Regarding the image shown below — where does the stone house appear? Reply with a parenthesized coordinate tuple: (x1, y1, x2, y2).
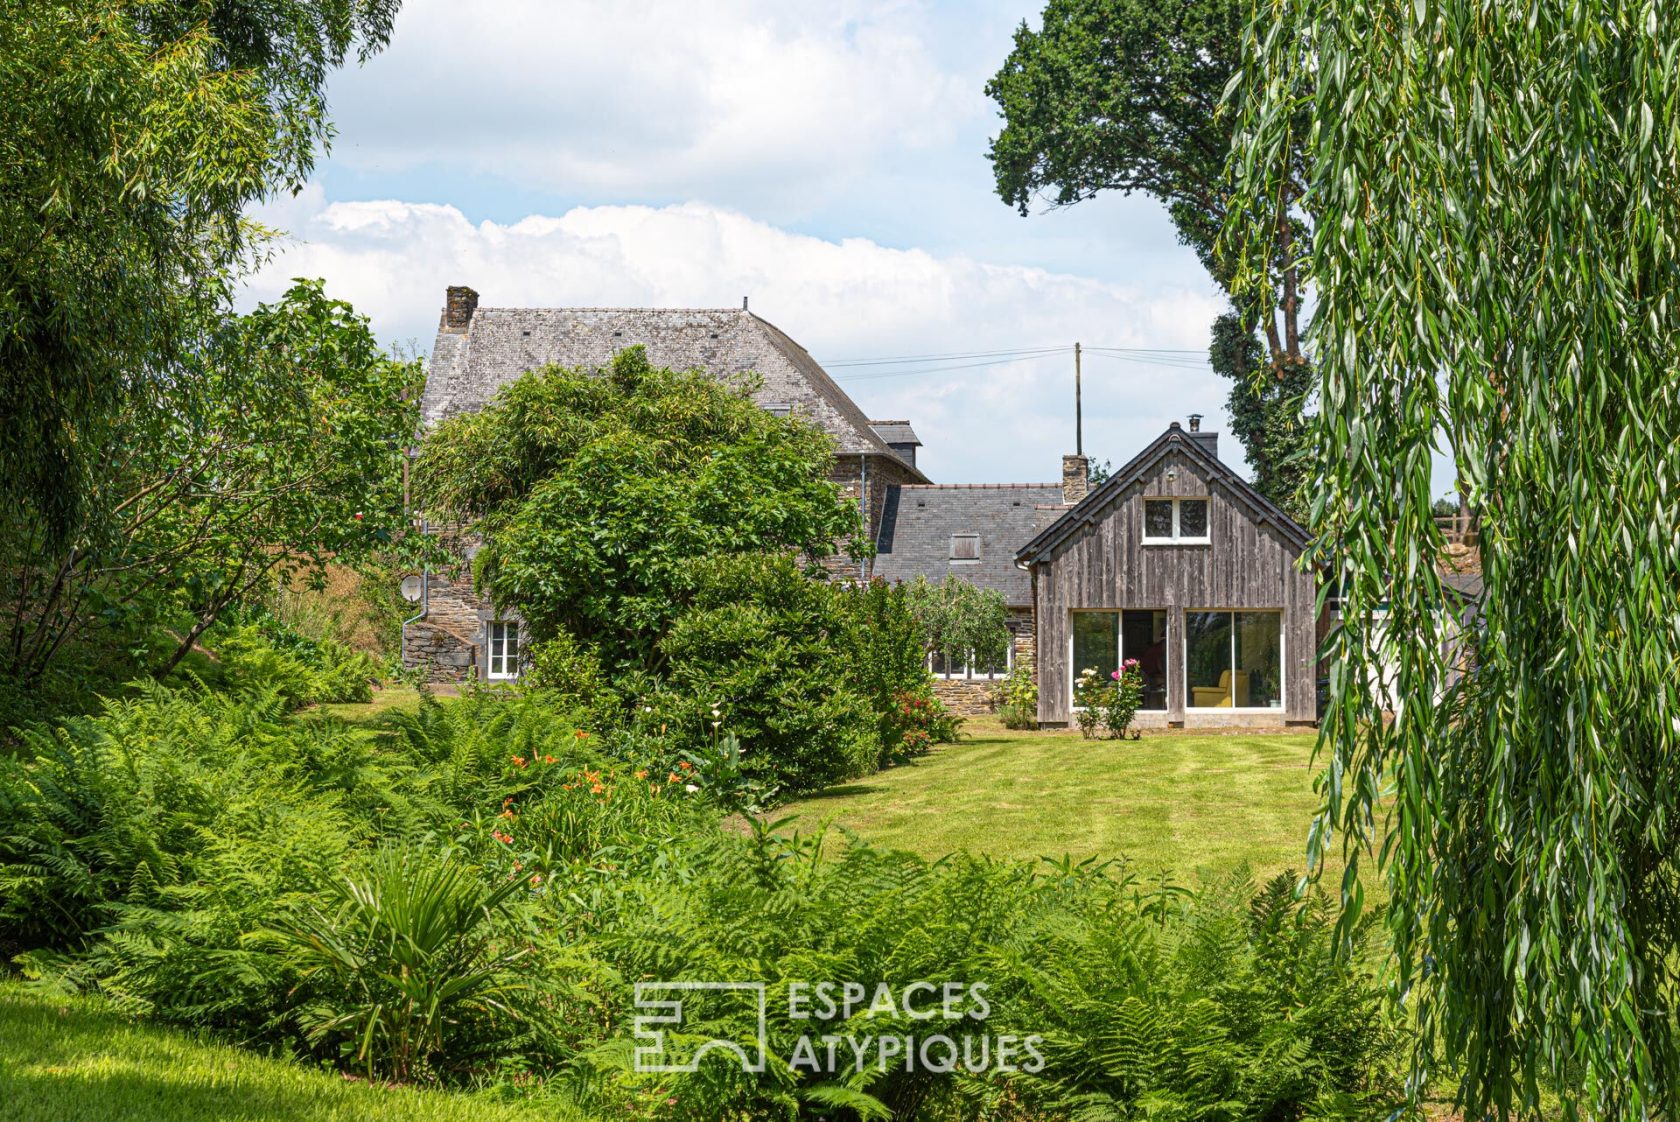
(403, 287, 927, 682)
(871, 470, 1087, 712)
(1015, 421, 1319, 728)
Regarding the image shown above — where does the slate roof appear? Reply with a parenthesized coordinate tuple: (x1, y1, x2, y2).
(869, 421, 921, 447)
(874, 483, 1069, 607)
(422, 303, 927, 480)
(1016, 423, 1310, 566)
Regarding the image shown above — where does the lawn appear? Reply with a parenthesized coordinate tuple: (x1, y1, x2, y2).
(0, 985, 568, 1122)
(314, 684, 429, 725)
(784, 717, 1330, 882)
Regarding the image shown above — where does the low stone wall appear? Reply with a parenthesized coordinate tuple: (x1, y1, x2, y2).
(932, 676, 998, 715)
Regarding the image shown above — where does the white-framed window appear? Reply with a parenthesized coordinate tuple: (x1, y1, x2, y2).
(1184, 610, 1283, 710)
(950, 533, 981, 562)
(1069, 609, 1169, 711)
(1142, 497, 1210, 543)
(486, 620, 521, 680)
(765, 402, 793, 418)
(928, 643, 1011, 679)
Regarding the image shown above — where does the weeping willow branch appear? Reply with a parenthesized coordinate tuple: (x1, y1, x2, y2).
(1224, 1, 1680, 1117)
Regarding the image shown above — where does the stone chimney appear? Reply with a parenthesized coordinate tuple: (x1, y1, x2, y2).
(1062, 453, 1090, 505)
(441, 285, 479, 333)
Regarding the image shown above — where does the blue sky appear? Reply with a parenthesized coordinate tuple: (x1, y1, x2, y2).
(246, 0, 1246, 484)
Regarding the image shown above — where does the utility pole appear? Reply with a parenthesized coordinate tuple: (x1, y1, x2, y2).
(1074, 342, 1083, 455)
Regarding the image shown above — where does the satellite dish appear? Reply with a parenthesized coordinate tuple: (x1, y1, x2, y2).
(400, 574, 424, 603)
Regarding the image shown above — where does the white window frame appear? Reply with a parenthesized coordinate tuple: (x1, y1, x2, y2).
(1142, 497, 1211, 544)
(928, 642, 1012, 680)
(1067, 608, 1170, 712)
(949, 533, 981, 564)
(486, 619, 521, 680)
(1183, 608, 1285, 712)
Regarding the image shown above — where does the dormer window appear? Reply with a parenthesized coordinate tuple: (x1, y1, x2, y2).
(765, 402, 792, 418)
(950, 533, 980, 562)
(1143, 498, 1210, 543)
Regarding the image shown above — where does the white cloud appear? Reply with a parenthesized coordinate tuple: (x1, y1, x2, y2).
(324, 0, 975, 215)
(246, 193, 1228, 483)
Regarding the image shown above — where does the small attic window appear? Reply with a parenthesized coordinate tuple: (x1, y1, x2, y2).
(521, 330, 531, 336)
(612, 330, 623, 337)
(950, 534, 981, 563)
(764, 403, 793, 418)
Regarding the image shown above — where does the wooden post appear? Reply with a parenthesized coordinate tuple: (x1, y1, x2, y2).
(1074, 342, 1083, 455)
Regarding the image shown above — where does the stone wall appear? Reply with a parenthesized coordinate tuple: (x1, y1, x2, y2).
(400, 528, 498, 683)
(825, 452, 927, 580)
(929, 607, 1036, 716)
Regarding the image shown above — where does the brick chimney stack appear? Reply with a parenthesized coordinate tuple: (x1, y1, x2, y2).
(1062, 453, 1090, 505)
(441, 286, 479, 333)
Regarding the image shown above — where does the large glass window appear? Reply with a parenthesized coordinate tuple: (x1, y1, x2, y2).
(1071, 610, 1168, 710)
(1234, 612, 1283, 708)
(1071, 612, 1118, 685)
(1120, 610, 1170, 711)
(1185, 610, 1282, 708)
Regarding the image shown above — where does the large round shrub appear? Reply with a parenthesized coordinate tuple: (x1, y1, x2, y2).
(657, 553, 876, 797)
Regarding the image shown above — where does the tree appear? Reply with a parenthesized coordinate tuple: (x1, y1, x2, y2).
(412, 348, 865, 677)
(1, 280, 422, 684)
(904, 576, 1010, 674)
(1228, 2, 1680, 1116)
(1, 1, 398, 546)
(986, 0, 1312, 516)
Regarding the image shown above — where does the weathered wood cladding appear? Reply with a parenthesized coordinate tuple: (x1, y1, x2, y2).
(1032, 448, 1317, 725)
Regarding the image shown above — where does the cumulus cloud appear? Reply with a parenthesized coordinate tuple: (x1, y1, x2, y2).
(246, 192, 1228, 483)
(323, 0, 975, 216)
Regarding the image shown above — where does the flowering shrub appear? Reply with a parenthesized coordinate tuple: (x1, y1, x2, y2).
(994, 662, 1038, 729)
(1103, 659, 1146, 739)
(1073, 661, 1145, 739)
(1072, 667, 1110, 738)
(885, 689, 962, 765)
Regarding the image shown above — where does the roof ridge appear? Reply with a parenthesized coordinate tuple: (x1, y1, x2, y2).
(471, 306, 748, 314)
(899, 482, 1060, 490)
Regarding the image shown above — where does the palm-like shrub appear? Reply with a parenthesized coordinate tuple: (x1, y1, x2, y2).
(266, 846, 531, 1083)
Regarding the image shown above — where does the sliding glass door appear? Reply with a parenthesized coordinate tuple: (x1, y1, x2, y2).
(1185, 610, 1282, 709)
(1070, 610, 1169, 710)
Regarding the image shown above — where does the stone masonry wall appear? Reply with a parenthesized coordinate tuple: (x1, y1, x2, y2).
(824, 452, 924, 580)
(403, 566, 484, 683)
(930, 607, 1035, 716)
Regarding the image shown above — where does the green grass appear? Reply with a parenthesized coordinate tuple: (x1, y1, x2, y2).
(0, 984, 570, 1122)
(313, 684, 428, 726)
(784, 717, 1330, 882)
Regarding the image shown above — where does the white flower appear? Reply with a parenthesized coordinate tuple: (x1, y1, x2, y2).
(685, 783, 699, 793)
(710, 721, 721, 730)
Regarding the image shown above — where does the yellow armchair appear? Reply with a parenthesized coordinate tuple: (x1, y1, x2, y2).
(1190, 670, 1251, 708)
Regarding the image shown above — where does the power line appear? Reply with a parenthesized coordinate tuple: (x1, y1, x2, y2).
(1082, 350, 1213, 372)
(832, 351, 1068, 381)
(822, 345, 1067, 368)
